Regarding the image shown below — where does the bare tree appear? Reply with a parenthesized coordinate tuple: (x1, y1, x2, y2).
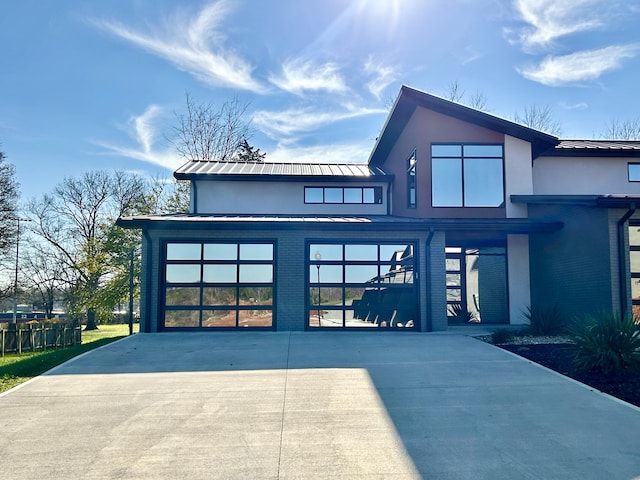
(445, 80, 465, 103)
(443, 81, 490, 112)
(172, 93, 254, 162)
(513, 105, 562, 136)
(602, 119, 640, 140)
(28, 171, 146, 329)
(0, 146, 20, 255)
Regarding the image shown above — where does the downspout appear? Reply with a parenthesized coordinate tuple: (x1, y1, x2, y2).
(425, 228, 435, 332)
(192, 180, 198, 214)
(617, 203, 636, 317)
(142, 230, 153, 333)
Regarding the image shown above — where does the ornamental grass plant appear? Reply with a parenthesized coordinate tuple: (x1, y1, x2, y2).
(570, 311, 640, 374)
(523, 304, 566, 336)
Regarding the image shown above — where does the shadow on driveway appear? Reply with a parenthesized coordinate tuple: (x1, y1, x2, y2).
(1, 332, 640, 479)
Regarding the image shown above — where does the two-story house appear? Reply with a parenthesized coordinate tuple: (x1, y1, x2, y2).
(118, 86, 640, 332)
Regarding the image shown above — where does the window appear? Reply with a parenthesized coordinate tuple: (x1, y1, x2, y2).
(164, 242, 274, 329)
(308, 242, 417, 329)
(431, 144, 504, 207)
(629, 163, 640, 182)
(304, 186, 383, 204)
(407, 149, 417, 208)
(629, 222, 640, 317)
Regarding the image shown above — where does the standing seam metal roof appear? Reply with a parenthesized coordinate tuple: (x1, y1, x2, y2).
(174, 161, 388, 178)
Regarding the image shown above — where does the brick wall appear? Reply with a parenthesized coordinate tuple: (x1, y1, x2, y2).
(141, 225, 448, 332)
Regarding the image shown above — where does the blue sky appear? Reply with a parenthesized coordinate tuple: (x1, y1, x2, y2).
(1, 0, 640, 201)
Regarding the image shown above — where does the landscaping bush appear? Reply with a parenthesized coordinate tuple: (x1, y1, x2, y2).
(491, 328, 514, 344)
(570, 311, 640, 374)
(448, 302, 475, 323)
(523, 305, 566, 335)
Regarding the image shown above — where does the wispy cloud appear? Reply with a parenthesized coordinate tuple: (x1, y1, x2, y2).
(253, 104, 386, 138)
(91, 1, 264, 93)
(559, 101, 589, 110)
(267, 142, 372, 164)
(269, 59, 348, 96)
(508, 0, 605, 53)
(93, 105, 182, 170)
(363, 57, 399, 100)
(518, 44, 640, 86)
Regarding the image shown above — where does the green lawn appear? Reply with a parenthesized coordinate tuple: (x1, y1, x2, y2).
(0, 323, 138, 394)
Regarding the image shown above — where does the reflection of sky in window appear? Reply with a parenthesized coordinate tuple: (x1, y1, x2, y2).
(629, 227, 640, 246)
(631, 251, 640, 272)
(432, 144, 462, 157)
(240, 243, 273, 260)
(239, 264, 273, 283)
(345, 244, 378, 261)
(345, 265, 378, 283)
(363, 188, 375, 204)
(167, 243, 201, 260)
(310, 244, 342, 261)
(204, 243, 237, 260)
(464, 158, 503, 206)
(432, 158, 462, 206)
(344, 188, 362, 203)
(309, 265, 342, 283)
(203, 265, 236, 283)
(463, 145, 502, 157)
(325, 188, 342, 203)
(305, 187, 323, 203)
(380, 244, 409, 262)
(166, 264, 201, 283)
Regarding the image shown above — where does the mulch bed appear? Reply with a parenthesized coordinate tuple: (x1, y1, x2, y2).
(499, 343, 640, 408)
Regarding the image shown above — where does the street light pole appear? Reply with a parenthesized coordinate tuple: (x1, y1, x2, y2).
(314, 251, 322, 327)
(12, 217, 31, 324)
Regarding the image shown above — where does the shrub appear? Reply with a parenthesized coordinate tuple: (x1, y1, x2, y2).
(491, 328, 513, 344)
(523, 305, 566, 335)
(448, 303, 475, 323)
(570, 311, 640, 374)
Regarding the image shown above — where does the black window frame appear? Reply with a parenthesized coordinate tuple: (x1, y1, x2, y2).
(628, 163, 640, 182)
(430, 143, 505, 208)
(304, 186, 383, 205)
(306, 241, 419, 331)
(162, 240, 276, 330)
(407, 149, 417, 209)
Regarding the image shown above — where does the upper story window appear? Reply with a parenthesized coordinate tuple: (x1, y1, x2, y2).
(629, 163, 640, 181)
(431, 144, 504, 207)
(305, 186, 383, 204)
(407, 149, 417, 208)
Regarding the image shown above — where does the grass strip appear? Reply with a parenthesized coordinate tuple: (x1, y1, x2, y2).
(0, 324, 136, 394)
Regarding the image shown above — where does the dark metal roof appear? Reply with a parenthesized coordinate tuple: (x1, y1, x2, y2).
(117, 213, 562, 234)
(174, 161, 391, 181)
(368, 85, 559, 166)
(512, 194, 640, 208)
(545, 140, 640, 157)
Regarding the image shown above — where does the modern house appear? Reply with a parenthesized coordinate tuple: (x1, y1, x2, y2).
(117, 85, 640, 332)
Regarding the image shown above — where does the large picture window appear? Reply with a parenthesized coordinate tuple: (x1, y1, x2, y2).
(629, 223, 640, 317)
(307, 242, 418, 329)
(431, 144, 504, 207)
(163, 242, 274, 329)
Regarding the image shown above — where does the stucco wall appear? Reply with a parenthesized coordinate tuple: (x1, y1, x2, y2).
(533, 155, 640, 195)
(384, 107, 506, 219)
(195, 180, 388, 215)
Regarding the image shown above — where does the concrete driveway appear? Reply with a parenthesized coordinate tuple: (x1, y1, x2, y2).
(1, 332, 639, 479)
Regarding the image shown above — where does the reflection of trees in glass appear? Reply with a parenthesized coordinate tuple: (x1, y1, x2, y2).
(203, 287, 235, 306)
(166, 287, 199, 306)
(239, 287, 272, 305)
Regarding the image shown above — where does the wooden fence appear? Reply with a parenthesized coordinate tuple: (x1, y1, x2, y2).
(0, 324, 82, 356)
